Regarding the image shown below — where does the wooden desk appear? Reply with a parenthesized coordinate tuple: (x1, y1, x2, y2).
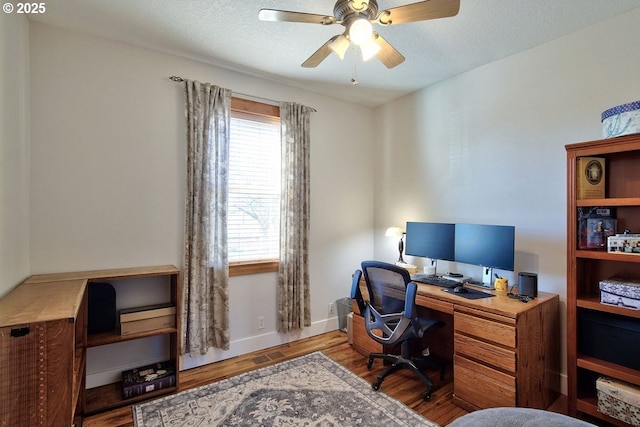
(352, 281, 560, 412)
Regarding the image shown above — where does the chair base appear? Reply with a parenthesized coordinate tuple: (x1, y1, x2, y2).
(367, 343, 445, 400)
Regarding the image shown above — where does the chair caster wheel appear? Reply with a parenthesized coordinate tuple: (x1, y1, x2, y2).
(372, 382, 381, 391)
(422, 390, 432, 401)
(367, 359, 374, 370)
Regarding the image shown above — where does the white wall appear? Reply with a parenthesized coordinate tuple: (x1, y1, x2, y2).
(373, 8, 640, 393)
(28, 22, 374, 380)
(0, 12, 30, 297)
(19, 6, 640, 390)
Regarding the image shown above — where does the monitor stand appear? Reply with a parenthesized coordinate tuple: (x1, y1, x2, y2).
(481, 266, 495, 289)
(420, 259, 437, 276)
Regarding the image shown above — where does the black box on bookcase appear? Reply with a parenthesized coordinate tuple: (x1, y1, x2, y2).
(579, 310, 640, 371)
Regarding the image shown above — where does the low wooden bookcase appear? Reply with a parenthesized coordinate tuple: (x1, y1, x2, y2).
(0, 265, 181, 426)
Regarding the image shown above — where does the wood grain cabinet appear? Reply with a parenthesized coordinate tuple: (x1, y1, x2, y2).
(452, 300, 559, 411)
(566, 134, 640, 426)
(0, 279, 87, 427)
(0, 265, 180, 426)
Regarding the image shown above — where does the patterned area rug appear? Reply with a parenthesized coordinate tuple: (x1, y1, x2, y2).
(133, 351, 440, 427)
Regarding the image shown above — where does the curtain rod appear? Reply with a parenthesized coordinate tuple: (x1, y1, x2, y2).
(169, 76, 316, 112)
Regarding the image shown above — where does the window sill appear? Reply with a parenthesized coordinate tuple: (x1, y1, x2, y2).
(229, 260, 279, 276)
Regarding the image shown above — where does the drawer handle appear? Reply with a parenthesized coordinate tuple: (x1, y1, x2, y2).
(10, 327, 30, 337)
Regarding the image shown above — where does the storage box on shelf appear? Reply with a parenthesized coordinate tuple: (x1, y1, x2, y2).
(600, 277, 640, 310)
(120, 303, 177, 336)
(602, 100, 640, 139)
(579, 310, 640, 370)
(567, 133, 640, 427)
(597, 377, 640, 426)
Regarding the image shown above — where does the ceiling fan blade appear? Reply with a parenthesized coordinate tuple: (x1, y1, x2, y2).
(375, 0, 460, 26)
(259, 9, 336, 25)
(373, 33, 405, 68)
(301, 36, 338, 68)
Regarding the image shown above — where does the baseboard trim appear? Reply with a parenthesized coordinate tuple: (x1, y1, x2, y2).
(181, 318, 339, 371)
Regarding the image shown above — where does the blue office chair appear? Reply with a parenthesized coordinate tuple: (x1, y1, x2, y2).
(351, 260, 445, 400)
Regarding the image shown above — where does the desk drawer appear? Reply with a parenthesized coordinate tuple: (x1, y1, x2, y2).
(455, 333, 516, 373)
(455, 310, 516, 348)
(454, 355, 516, 408)
(416, 294, 453, 314)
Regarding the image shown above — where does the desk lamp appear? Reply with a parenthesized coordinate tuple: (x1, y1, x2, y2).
(385, 227, 406, 264)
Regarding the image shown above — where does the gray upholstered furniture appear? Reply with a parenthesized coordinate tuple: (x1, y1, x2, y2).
(447, 407, 597, 426)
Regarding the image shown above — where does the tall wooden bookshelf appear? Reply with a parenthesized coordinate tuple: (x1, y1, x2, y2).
(566, 134, 640, 426)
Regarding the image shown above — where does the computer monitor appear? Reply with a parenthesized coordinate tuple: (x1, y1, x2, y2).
(405, 222, 455, 273)
(454, 223, 515, 286)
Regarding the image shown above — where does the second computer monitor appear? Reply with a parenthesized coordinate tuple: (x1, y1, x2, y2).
(405, 222, 456, 262)
(454, 223, 515, 273)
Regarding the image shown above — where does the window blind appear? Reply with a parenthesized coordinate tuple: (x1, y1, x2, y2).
(228, 112, 281, 262)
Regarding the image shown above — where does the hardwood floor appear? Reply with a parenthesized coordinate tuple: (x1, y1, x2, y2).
(83, 330, 569, 427)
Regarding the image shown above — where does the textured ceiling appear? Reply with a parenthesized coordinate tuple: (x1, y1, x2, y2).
(29, 0, 640, 107)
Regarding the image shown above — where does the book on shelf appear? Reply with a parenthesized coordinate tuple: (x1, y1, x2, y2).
(122, 361, 176, 399)
(576, 156, 605, 199)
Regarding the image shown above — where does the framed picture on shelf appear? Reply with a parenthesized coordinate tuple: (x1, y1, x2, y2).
(578, 207, 616, 249)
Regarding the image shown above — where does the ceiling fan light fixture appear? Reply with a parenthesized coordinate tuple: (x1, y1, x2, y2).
(348, 18, 373, 46)
(328, 34, 350, 60)
(360, 38, 381, 61)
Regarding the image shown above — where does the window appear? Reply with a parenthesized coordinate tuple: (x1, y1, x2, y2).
(228, 98, 281, 275)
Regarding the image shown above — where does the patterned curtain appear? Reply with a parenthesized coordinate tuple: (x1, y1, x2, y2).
(181, 80, 231, 355)
(278, 102, 314, 332)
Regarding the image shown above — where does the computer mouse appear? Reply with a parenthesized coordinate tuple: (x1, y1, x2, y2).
(453, 286, 468, 294)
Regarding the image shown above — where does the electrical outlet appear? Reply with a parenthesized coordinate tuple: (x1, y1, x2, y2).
(328, 303, 334, 314)
(257, 316, 265, 330)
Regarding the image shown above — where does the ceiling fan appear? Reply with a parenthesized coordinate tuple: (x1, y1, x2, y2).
(258, 0, 460, 69)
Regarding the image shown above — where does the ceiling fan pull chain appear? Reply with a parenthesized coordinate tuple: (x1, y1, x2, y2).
(351, 46, 359, 85)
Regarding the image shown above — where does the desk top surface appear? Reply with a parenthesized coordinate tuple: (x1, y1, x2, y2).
(358, 278, 558, 319)
(0, 279, 87, 326)
(413, 282, 558, 318)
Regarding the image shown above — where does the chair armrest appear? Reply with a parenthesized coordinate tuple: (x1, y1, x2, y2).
(405, 281, 418, 319)
(350, 270, 366, 314)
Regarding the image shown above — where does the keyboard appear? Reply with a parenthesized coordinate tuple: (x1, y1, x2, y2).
(411, 274, 460, 289)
